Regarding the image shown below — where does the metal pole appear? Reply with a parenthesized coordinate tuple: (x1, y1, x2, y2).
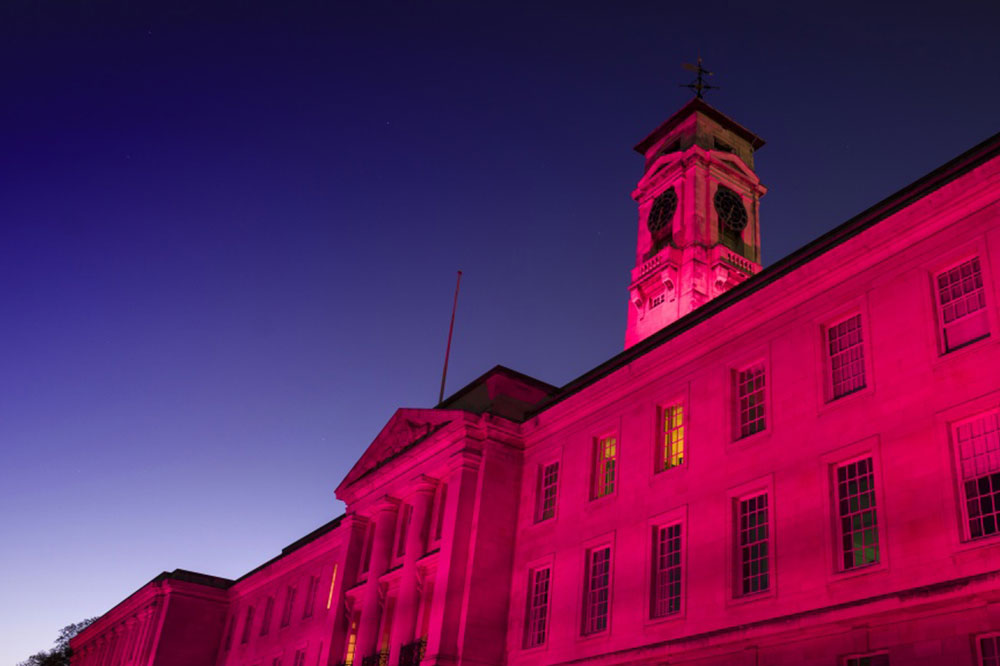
(438, 270, 462, 405)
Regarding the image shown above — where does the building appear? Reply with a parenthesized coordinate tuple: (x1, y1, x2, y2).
(71, 98, 1000, 666)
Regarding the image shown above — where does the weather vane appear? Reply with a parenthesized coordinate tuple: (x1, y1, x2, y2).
(680, 57, 718, 99)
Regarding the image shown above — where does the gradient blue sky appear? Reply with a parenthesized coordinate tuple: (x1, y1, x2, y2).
(2, 1, 999, 662)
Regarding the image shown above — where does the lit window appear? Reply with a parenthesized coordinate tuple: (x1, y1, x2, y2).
(651, 523, 682, 618)
(737, 493, 769, 596)
(828, 314, 865, 399)
(343, 619, 358, 665)
(582, 546, 611, 634)
(241, 605, 254, 644)
(281, 585, 296, 627)
(260, 596, 274, 636)
(937, 257, 989, 352)
(535, 462, 559, 522)
(293, 649, 306, 666)
(955, 412, 1000, 539)
(980, 634, 1000, 665)
(524, 567, 551, 648)
(736, 363, 766, 438)
(836, 457, 879, 569)
(658, 404, 684, 471)
(326, 564, 339, 611)
(592, 436, 617, 499)
(845, 654, 888, 666)
(303, 575, 319, 619)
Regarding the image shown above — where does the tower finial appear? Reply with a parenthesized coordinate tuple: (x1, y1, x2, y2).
(680, 57, 719, 99)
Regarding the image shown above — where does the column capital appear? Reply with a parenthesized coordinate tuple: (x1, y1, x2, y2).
(372, 495, 402, 514)
(408, 474, 439, 495)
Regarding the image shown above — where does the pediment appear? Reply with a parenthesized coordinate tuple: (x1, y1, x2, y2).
(337, 408, 455, 493)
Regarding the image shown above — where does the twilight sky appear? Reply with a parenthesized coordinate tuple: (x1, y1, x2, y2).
(2, 1, 999, 662)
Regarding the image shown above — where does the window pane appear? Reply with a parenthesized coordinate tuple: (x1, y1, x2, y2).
(737, 364, 766, 437)
(738, 493, 769, 595)
(652, 523, 682, 617)
(829, 314, 866, 398)
(957, 413, 1000, 540)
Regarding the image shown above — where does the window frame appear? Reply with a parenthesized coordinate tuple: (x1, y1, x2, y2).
(590, 432, 619, 501)
(578, 533, 615, 638)
(976, 632, 1000, 666)
(260, 595, 274, 636)
(654, 394, 688, 474)
(534, 460, 561, 523)
(522, 558, 554, 651)
(725, 475, 776, 605)
(952, 409, 1000, 543)
(820, 437, 889, 580)
(280, 584, 297, 628)
(729, 355, 771, 443)
(645, 505, 687, 625)
(925, 239, 997, 360)
(934, 255, 991, 354)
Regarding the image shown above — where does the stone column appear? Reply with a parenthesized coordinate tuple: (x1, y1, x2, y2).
(388, 477, 437, 661)
(424, 450, 481, 663)
(355, 496, 400, 659)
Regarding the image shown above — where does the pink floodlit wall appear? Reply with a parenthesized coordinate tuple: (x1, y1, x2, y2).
(509, 155, 1000, 663)
(217, 521, 345, 666)
(72, 120, 1000, 666)
(71, 573, 228, 666)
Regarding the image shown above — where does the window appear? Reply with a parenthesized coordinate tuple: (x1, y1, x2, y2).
(955, 412, 1000, 539)
(582, 546, 611, 634)
(303, 575, 319, 619)
(271, 658, 282, 666)
(326, 564, 339, 611)
(293, 649, 306, 666)
(432, 484, 448, 543)
(736, 363, 766, 438)
(937, 256, 989, 352)
(524, 567, 551, 648)
(241, 605, 254, 644)
(836, 457, 879, 569)
(260, 596, 274, 636)
(845, 654, 888, 666)
(736, 493, 769, 596)
(592, 436, 617, 499)
(535, 462, 559, 522)
(395, 504, 412, 558)
(224, 615, 235, 650)
(343, 619, 358, 666)
(828, 314, 866, 399)
(657, 404, 685, 471)
(281, 586, 297, 627)
(360, 523, 375, 575)
(651, 523, 682, 618)
(979, 634, 1000, 665)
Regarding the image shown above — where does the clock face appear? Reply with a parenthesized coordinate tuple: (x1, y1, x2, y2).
(647, 187, 677, 235)
(714, 186, 748, 232)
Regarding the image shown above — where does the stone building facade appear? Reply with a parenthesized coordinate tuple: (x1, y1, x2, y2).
(72, 99, 1000, 666)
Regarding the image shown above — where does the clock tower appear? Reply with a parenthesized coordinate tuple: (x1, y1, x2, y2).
(625, 97, 767, 348)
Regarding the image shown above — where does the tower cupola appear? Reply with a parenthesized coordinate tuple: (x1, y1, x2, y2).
(625, 98, 767, 348)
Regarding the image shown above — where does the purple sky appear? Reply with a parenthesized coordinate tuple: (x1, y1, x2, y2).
(2, 2, 999, 662)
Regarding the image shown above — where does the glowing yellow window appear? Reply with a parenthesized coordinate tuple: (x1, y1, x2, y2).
(592, 436, 617, 498)
(661, 404, 684, 471)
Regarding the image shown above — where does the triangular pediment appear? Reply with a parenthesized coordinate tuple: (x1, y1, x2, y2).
(336, 408, 456, 494)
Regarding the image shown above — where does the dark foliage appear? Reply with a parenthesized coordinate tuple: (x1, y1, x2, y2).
(18, 618, 97, 666)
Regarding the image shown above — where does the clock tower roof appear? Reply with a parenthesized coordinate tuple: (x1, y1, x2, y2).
(634, 97, 766, 157)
